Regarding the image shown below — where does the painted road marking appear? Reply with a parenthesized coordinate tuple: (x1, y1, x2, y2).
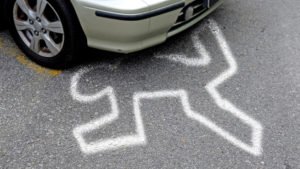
(71, 19, 263, 156)
(16, 55, 62, 77)
(0, 35, 62, 77)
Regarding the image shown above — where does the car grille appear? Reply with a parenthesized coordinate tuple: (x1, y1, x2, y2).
(169, 0, 218, 32)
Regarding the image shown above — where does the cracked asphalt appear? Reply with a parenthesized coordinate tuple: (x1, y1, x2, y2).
(0, 0, 300, 168)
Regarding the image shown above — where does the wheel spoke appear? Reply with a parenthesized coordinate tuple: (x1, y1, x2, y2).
(45, 21, 64, 34)
(36, 0, 47, 17)
(16, 0, 32, 17)
(14, 19, 33, 31)
(42, 34, 60, 54)
(30, 36, 41, 53)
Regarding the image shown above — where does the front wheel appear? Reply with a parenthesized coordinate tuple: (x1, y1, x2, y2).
(7, 0, 86, 68)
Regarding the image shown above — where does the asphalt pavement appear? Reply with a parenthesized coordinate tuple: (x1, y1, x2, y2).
(0, 0, 299, 168)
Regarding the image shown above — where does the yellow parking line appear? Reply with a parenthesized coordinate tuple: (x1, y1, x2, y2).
(0, 35, 62, 77)
(16, 55, 62, 77)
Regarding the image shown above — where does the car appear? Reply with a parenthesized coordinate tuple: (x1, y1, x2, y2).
(0, 0, 223, 68)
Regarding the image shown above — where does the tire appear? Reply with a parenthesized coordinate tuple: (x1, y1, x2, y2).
(6, 0, 86, 69)
(0, 2, 6, 30)
(0, 16, 5, 30)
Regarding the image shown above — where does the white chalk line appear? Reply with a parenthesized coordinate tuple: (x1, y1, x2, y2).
(203, 19, 263, 156)
(71, 68, 147, 154)
(71, 19, 263, 156)
(155, 31, 211, 67)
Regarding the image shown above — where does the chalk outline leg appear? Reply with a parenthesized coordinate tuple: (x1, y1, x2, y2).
(202, 20, 263, 156)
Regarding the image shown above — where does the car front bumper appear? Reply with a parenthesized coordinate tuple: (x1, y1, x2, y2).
(71, 0, 223, 53)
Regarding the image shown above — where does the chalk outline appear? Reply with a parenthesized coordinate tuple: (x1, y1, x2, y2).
(71, 19, 263, 156)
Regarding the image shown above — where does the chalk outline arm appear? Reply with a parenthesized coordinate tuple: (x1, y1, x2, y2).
(71, 68, 147, 154)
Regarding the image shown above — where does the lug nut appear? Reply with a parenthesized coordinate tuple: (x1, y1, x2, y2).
(41, 28, 47, 33)
(34, 31, 39, 36)
(29, 19, 34, 25)
(36, 17, 41, 22)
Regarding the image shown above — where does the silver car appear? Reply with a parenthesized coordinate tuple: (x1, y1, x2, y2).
(0, 0, 223, 68)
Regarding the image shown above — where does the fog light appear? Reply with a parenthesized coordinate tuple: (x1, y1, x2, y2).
(184, 6, 194, 21)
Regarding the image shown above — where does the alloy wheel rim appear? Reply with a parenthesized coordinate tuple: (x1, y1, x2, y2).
(13, 0, 65, 58)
